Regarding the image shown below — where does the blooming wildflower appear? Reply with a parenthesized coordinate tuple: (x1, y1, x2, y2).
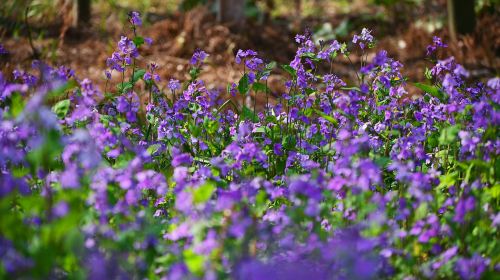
(455, 255, 490, 280)
(352, 28, 374, 49)
(145, 37, 153, 46)
(168, 79, 181, 91)
(426, 36, 447, 56)
(235, 49, 258, 64)
(128, 11, 142, 27)
(0, 44, 8, 55)
(190, 49, 208, 65)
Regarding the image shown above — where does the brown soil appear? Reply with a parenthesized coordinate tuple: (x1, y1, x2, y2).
(1, 5, 498, 100)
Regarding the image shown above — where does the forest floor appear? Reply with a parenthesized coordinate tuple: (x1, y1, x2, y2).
(1, 5, 498, 101)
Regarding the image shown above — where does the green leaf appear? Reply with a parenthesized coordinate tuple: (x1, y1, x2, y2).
(217, 99, 240, 114)
(9, 92, 25, 118)
(489, 184, 500, 199)
(183, 249, 205, 276)
(132, 69, 146, 83)
(204, 118, 219, 134)
(414, 82, 447, 102)
(438, 172, 458, 190)
(282, 135, 297, 151)
(257, 61, 276, 80)
(414, 202, 428, 220)
(439, 125, 460, 145)
(314, 109, 338, 127)
(133, 36, 145, 47)
(252, 82, 268, 93)
(374, 156, 391, 169)
(147, 144, 161, 156)
(26, 129, 63, 172)
(281, 65, 297, 78)
(340, 86, 361, 92)
(113, 152, 135, 168)
(46, 80, 77, 100)
(253, 126, 270, 134)
(189, 67, 201, 80)
(265, 61, 277, 71)
(52, 99, 70, 118)
(238, 74, 250, 95)
(424, 67, 432, 80)
(192, 181, 216, 204)
(300, 52, 320, 61)
(242, 105, 258, 122)
(117, 82, 133, 93)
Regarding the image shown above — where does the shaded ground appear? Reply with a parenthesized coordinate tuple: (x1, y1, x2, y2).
(1, 5, 498, 99)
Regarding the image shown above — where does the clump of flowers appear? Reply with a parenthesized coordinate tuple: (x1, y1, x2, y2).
(0, 12, 499, 280)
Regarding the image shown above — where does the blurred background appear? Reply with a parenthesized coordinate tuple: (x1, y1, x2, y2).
(0, 0, 498, 91)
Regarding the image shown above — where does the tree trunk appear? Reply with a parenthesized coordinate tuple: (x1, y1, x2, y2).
(74, 0, 91, 27)
(447, 0, 476, 41)
(218, 0, 245, 28)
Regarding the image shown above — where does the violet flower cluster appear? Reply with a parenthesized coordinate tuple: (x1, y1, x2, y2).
(0, 12, 499, 280)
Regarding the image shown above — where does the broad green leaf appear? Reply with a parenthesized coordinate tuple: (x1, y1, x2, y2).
(414, 82, 447, 102)
(257, 61, 276, 80)
(133, 36, 145, 47)
(189, 67, 201, 80)
(300, 52, 320, 61)
(147, 144, 161, 156)
(183, 249, 205, 276)
(52, 99, 70, 118)
(193, 181, 216, 204)
(242, 105, 258, 122)
(314, 109, 338, 127)
(46, 80, 77, 100)
(117, 82, 133, 93)
(374, 156, 391, 169)
(439, 125, 460, 145)
(26, 129, 63, 172)
(9, 92, 25, 118)
(113, 152, 135, 168)
(252, 82, 268, 93)
(489, 184, 500, 199)
(238, 74, 250, 95)
(438, 172, 458, 190)
(414, 203, 428, 220)
(281, 65, 297, 78)
(282, 135, 297, 151)
(253, 126, 270, 134)
(132, 69, 146, 83)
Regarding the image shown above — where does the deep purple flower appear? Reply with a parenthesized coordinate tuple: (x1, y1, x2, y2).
(190, 49, 208, 65)
(426, 36, 447, 56)
(129, 11, 142, 27)
(0, 44, 8, 55)
(455, 254, 489, 280)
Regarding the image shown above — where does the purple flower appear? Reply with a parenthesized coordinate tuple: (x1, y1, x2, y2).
(455, 254, 489, 280)
(168, 79, 181, 91)
(0, 44, 8, 55)
(53, 201, 70, 218)
(145, 37, 153, 46)
(129, 11, 142, 27)
(352, 28, 374, 49)
(426, 36, 447, 56)
(190, 49, 208, 65)
(115, 91, 140, 122)
(235, 49, 258, 64)
(453, 196, 475, 223)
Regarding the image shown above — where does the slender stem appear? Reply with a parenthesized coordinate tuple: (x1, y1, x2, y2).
(265, 79, 269, 118)
(346, 55, 362, 86)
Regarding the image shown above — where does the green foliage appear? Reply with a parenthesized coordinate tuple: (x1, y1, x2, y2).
(52, 99, 70, 118)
